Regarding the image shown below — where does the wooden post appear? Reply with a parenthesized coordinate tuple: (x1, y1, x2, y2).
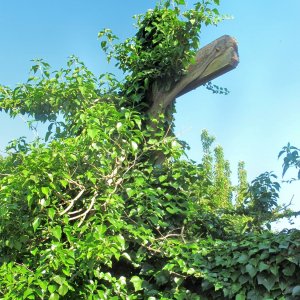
(147, 35, 239, 118)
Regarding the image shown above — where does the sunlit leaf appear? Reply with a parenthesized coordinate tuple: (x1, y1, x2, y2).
(130, 276, 143, 292)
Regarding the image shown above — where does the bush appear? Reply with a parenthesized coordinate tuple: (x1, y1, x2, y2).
(0, 1, 299, 298)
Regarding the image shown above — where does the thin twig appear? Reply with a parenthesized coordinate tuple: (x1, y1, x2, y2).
(142, 244, 163, 254)
(155, 233, 182, 240)
(15, 262, 34, 273)
(181, 226, 186, 243)
(68, 179, 85, 189)
(69, 192, 98, 226)
(170, 271, 186, 279)
(68, 209, 83, 215)
(60, 188, 85, 216)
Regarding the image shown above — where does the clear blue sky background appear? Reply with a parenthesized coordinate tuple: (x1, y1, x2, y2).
(1, 1, 299, 229)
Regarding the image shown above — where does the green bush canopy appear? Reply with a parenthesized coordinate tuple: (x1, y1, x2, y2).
(0, 1, 300, 299)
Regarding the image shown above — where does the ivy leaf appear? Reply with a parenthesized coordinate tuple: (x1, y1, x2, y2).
(155, 270, 170, 286)
(159, 175, 167, 182)
(49, 293, 59, 300)
(258, 262, 269, 272)
(130, 276, 143, 292)
(282, 264, 296, 276)
(48, 285, 56, 293)
(235, 294, 246, 300)
(257, 274, 276, 292)
(245, 264, 257, 278)
(292, 286, 300, 296)
(237, 254, 249, 264)
(122, 252, 131, 261)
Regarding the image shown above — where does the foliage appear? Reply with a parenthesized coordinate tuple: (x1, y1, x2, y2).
(279, 143, 300, 181)
(98, 0, 225, 110)
(242, 172, 281, 229)
(0, 0, 299, 299)
(177, 230, 300, 299)
(235, 161, 248, 207)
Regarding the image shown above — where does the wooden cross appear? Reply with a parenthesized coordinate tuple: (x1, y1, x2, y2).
(147, 35, 239, 118)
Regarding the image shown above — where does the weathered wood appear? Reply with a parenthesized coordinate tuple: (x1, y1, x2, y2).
(147, 35, 239, 117)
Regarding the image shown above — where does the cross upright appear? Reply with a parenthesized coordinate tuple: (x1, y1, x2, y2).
(147, 35, 239, 118)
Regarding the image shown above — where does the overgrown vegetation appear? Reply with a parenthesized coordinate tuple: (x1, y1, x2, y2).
(0, 0, 299, 299)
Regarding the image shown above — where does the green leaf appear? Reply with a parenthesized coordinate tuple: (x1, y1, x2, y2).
(258, 262, 269, 272)
(159, 175, 167, 182)
(239, 275, 249, 285)
(48, 285, 57, 293)
(38, 280, 48, 291)
(279, 281, 288, 291)
(53, 275, 65, 285)
(116, 122, 123, 131)
(41, 186, 50, 197)
(237, 254, 249, 264)
(155, 270, 170, 286)
(245, 264, 257, 278)
(134, 118, 142, 129)
(257, 274, 276, 292)
(49, 293, 59, 300)
(32, 217, 40, 232)
(126, 188, 135, 198)
(235, 294, 245, 300)
(58, 284, 68, 296)
(122, 252, 131, 261)
(292, 286, 300, 296)
(60, 179, 68, 188)
(27, 194, 34, 208)
(48, 208, 56, 220)
(23, 288, 34, 298)
(87, 128, 98, 139)
(51, 226, 62, 241)
(269, 265, 279, 276)
(282, 264, 296, 276)
(131, 141, 138, 152)
(101, 41, 107, 49)
(130, 276, 143, 292)
(45, 130, 52, 142)
(166, 206, 180, 214)
(47, 173, 54, 182)
(70, 154, 77, 161)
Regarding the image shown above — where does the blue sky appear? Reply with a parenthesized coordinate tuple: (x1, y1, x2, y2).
(1, 1, 300, 229)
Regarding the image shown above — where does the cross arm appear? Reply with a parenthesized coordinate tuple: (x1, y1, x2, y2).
(147, 35, 239, 117)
